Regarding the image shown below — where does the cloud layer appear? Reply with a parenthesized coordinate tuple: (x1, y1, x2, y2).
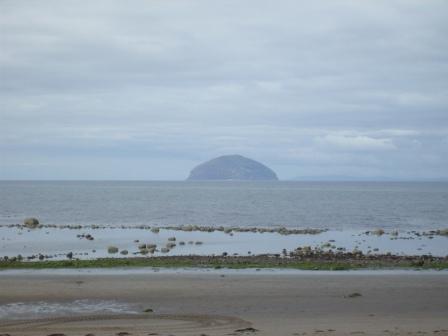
(1, 0, 447, 179)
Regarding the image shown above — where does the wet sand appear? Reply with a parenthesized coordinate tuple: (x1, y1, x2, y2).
(0, 271, 447, 336)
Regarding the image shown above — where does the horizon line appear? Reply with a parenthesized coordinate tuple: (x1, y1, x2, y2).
(0, 178, 447, 182)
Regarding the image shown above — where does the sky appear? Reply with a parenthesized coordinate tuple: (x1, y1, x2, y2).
(1, 0, 447, 180)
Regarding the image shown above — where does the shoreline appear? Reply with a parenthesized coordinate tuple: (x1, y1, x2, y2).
(2, 267, 448, 276)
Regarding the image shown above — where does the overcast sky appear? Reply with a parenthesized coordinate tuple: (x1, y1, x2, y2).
(1, 0, 447, 180)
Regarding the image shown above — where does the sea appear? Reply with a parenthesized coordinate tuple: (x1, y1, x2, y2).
(1, 181, 447, 259)
(0, 181, 447, 230)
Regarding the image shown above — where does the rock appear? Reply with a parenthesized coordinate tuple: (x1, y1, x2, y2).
(107, 246, 119, 254)
(166, 242, 176, 249)
(234, 327, 259, 333)
(24, 217, 39, 229)
(372, 229, 385, 236)
(120, 250, 129, 255)
(436, 229, 448, 236)
(187, 154, 278, 181)
(346, 292, 362, 298)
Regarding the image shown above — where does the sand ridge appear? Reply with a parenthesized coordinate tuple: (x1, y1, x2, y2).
(0, 313, 252, 335)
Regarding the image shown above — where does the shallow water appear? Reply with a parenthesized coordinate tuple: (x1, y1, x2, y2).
(1, 181, 448, 230)
(1, 226, 446, 259)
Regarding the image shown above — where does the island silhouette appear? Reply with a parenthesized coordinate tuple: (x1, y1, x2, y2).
(187, 154, 278, 181)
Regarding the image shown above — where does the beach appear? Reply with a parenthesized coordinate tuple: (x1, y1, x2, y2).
(1, 270, 447, 336)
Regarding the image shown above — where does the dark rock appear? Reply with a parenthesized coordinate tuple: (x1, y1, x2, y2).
(346, 292, 362, 298)
(234, 327, 259, 333)
(107, 246, 119, 254)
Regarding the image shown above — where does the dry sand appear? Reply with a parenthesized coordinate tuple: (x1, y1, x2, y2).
(0, 270, 447, 336)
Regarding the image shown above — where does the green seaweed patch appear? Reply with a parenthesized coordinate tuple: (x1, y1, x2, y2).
(0, 256, 447, 271)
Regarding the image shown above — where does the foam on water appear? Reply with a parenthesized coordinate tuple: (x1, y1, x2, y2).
(0, 299, 139, 320)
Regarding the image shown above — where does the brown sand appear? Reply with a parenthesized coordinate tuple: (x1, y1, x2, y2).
(0, 271, 447, 336)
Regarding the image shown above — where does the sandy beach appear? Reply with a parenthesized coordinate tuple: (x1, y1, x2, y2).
(0, 270, 447, 336)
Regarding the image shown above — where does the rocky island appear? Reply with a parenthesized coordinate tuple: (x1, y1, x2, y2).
(187, 154, 278, 181)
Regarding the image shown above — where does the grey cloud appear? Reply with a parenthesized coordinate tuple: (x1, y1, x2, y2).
(1, 0, 447, 179)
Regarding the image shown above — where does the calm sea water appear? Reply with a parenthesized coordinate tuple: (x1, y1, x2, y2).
(0, 181, 447, 230)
